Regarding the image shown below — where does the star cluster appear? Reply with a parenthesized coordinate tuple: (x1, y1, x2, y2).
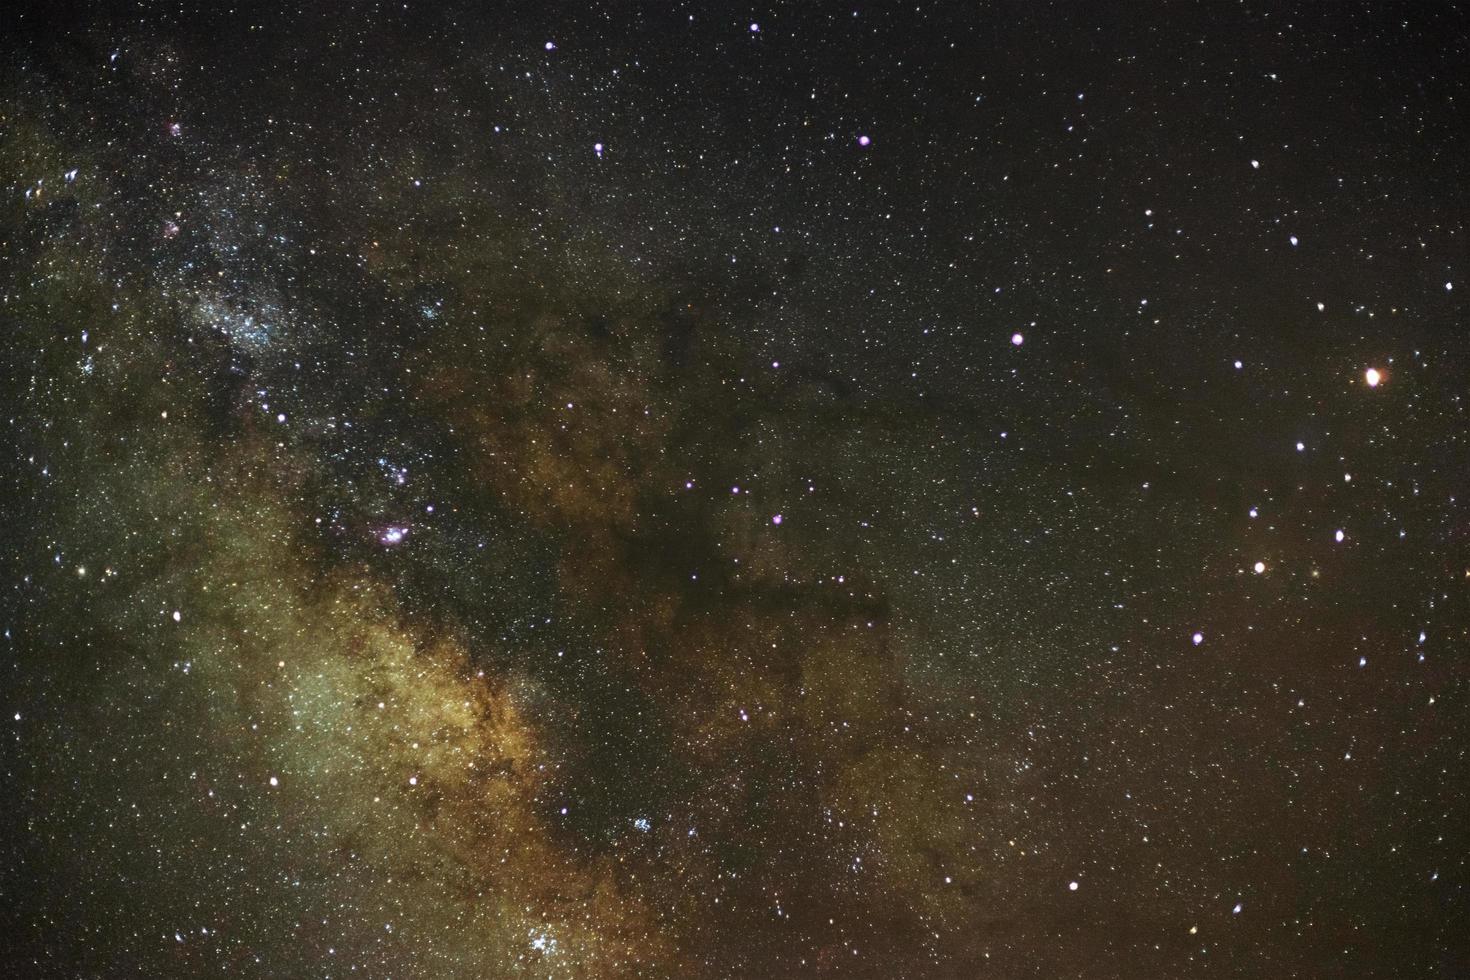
(2, 3, 1468, 977)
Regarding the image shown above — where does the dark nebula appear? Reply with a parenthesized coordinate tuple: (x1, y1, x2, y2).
(2, 3, 1468, 977)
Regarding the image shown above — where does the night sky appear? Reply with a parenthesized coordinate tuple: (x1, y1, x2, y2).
(2, 2, 1468, 977)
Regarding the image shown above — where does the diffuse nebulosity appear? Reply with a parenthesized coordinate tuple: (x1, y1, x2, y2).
(3, 4, 1470, 978)
(0, 29, 1009, 979)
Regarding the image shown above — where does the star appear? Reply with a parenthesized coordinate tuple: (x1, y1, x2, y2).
(5, 9, 1462, 977)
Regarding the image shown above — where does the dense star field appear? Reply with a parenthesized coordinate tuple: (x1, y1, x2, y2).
(2, 2, 1468, 977)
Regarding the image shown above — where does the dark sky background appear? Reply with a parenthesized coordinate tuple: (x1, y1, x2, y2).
(2, 2, 1468, 977)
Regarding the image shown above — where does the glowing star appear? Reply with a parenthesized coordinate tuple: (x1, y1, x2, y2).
(1233, 903, 1242, 914)
(749, 22, 760, 32)
(1289, 235, 1298, 246)
(1191, 632, 1204, 646)
(1250, 159, 1259, 169)
(1011, 332, 1024, 346)
(593, 142, 604, 158)
(544, 41, 556, 51)
(1364, 367, 1381, 387)
(772, 514, 783, 525)
(857, 134, 871, 147)
(269, 776, 279, 787)
(380, 526, 407, 545)
(1068, 881, 1079, 891)
(1253, 561, 1266, 574)
(1335, 529, 1345, 542)
(172, 610, 182, 622)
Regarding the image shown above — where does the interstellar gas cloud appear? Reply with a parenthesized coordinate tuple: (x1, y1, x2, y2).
(2, 3, 1467, 978)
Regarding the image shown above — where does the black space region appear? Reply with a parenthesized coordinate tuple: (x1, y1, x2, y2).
(2, 2, 1468, 977)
